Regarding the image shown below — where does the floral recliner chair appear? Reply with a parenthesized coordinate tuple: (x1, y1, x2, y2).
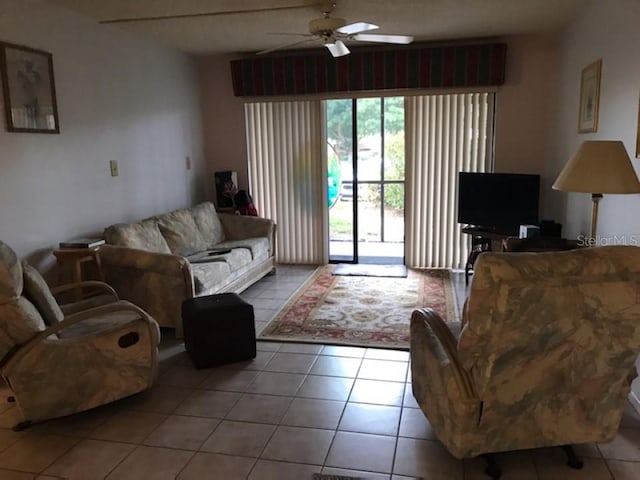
(0, 240, 160, 428)
(410, 246, 640, 478)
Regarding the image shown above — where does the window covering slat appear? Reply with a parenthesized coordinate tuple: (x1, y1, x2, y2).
(405, 92, 494, 268)
(245, 101, 325, 264)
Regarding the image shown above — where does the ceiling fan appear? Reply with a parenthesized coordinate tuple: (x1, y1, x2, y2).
(257, 1, 414, 57)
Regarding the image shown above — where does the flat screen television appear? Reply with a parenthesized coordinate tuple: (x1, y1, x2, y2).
(458, 172, 540, 233)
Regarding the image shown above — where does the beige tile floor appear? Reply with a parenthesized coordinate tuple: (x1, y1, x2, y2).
(0, 264, 639, 479)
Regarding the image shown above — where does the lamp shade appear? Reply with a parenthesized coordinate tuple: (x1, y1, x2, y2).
(552, 141, 640, 194)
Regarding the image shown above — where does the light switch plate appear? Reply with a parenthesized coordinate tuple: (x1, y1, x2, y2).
(109, 160, 119, 177)
(186, 156, 192, 170)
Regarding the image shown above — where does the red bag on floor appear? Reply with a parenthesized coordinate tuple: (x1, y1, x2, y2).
(234, 190, 258, 216)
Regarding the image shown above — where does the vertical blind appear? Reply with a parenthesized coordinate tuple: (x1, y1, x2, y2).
(405, 92, 495, 269)
(245, 101, 326, 264)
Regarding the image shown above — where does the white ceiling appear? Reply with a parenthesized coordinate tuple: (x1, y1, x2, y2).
(47, 0, 585, 56)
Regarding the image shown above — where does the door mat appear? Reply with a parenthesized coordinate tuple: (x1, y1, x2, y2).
(332, 263, 408, 278)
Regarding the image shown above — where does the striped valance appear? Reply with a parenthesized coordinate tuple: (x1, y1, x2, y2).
(230, 43, 506, 97)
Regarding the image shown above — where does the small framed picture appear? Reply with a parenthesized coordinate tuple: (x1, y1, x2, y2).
(578, 59, 601, 134)
(0, 42, 60, 133)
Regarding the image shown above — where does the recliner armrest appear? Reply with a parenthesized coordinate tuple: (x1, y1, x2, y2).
(51, 281, 118, 300)
(411, 308, 476, 399)
(410, 308, 481, 459)
(2, 301, 158, 372)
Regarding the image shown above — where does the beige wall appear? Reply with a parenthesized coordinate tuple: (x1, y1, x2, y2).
(494, 34, 559, 175)
(198, 54, 248, 199)
(0, 0, 205, 264)
(546, 0, 640, 241)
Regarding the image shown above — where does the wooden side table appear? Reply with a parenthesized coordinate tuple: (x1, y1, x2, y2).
(53, 247, 105, 300)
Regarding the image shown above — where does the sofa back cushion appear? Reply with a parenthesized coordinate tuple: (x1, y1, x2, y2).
(0, 242, 47, 359)
(191, 202, 225, 246)
(22, 262, 64, 326)
(157, 208, 208, 256)
(0, 298, 47, 360)
(0, 240, 22, 302)
(104, 218, 171, 254)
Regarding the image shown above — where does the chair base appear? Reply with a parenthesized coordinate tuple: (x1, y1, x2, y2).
(12, 420, 32, 432)
(562, 445, 584, 469)
(482, 446, 583, 479)
(483, 454, 502, 479)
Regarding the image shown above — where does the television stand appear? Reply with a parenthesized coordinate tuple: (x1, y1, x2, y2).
(462, 226, 579, 285)
(461, 226, 514, 285)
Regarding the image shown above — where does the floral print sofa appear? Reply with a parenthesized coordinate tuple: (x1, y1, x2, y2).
(410, 246, 640, 460)
(100, 201, 275, 337)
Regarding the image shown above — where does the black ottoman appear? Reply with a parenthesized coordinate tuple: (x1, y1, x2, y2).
(182, 293, 256, 369)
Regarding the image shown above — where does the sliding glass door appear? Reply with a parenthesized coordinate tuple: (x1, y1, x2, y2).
(327, 97, 405, 264)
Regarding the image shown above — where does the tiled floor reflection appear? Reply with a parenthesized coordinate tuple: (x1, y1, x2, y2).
(0, 265, 637, 479)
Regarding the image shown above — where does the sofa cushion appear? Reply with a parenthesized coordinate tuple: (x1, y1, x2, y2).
(218, 248, 253, 272)
(0, 240, 23, 301)
(0, 298, 47, 359)
(191, 262, 232, 294)
(22, 262, 64, 326)
(104, 218, 171, 254)
(157, 209, 209, 256)
(214, 238, 269, 261)
(191, 202, 225, 246)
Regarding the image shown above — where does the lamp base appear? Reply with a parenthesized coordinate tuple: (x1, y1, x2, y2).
(589, 193, 603, 244)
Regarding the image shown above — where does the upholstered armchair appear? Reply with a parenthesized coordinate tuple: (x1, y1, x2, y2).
(0, 240, 160, 429)
(410, 246, 640, 478)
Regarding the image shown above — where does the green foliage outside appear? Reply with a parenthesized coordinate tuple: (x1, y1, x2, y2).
(382, 131, 405, 210)
(326, 97, 405, 161)
(327, 97, 406, 239)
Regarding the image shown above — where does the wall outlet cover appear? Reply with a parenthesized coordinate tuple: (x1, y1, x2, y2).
(186, 156, 192, 170)
(109, 160, 119, 177)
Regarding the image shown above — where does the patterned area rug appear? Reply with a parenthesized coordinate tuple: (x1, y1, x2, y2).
(259, 265, 459, 349)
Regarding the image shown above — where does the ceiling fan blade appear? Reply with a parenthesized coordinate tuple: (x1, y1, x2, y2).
(326, 40, 350, 58)
(352, 33, 414, 44)
(99, 3, 320, 25)
(257, 38, 315, 56)
(336, 22, 379, 35)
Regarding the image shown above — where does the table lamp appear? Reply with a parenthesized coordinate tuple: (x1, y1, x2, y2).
(552, 140, 640, 241)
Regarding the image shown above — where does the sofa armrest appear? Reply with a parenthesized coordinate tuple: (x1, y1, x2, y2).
(218, 214, 276, 256)
(97, 245, 194, 334)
